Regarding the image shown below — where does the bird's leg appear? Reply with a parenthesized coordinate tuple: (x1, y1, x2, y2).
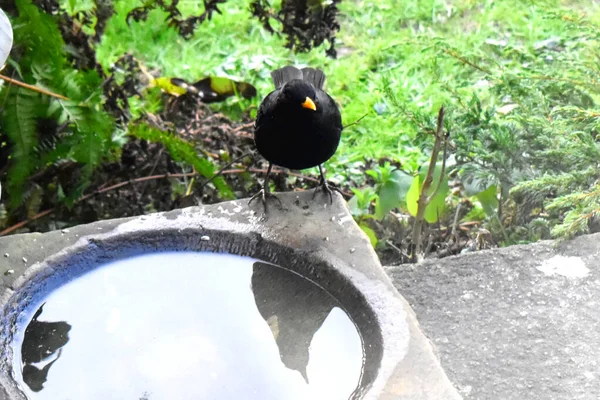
(249, 163, 281, 212)
(312, 164, 343, 204)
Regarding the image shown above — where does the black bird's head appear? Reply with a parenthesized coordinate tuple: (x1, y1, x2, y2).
(281, 80, 317, 112)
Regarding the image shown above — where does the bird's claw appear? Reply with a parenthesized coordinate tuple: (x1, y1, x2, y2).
(248, 189, 282, 213)
(312, 180, 343, 204)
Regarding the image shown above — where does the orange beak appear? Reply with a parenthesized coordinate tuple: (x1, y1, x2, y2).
(301, 97, 317, 111)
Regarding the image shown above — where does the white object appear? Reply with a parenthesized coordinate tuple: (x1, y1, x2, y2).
(0, 8, 13, 68)
(537, 255, 590, 278)
(0, 8, 10, 200)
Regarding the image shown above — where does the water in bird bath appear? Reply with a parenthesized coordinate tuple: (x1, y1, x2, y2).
(11, 252, 365, 400)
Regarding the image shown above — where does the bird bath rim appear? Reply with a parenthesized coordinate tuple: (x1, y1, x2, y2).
(0, 217, 406, 400)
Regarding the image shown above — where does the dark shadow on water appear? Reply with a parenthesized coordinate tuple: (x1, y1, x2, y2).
(11, 252, 367, 399)
(250, 261, 338, 382)
(21, 304, 71, 392)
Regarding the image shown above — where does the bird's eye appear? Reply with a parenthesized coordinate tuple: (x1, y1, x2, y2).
(301, 97, 317, 111)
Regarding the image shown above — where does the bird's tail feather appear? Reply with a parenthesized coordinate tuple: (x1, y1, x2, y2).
(271, 66, 303, 88)
(270, 65, 326, 89)
(301, 67, 326, 89)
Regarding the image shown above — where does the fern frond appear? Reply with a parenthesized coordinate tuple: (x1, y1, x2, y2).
(510, 167, 599, 204)
(2, 87, 43, 208)
(547, 184, 600, 239)
(129, 122, 234, 199)
(14, 0, 66, 71)
(2, 1, 118, 207)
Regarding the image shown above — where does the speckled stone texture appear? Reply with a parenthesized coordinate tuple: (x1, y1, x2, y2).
(0, 191, 460, 400)
(387, 234, 600, 400)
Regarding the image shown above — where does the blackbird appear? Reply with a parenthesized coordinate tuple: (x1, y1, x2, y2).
(250, 65, 343, 211)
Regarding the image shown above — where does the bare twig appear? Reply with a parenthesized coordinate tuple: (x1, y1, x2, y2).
(196, 152, 255, 192)
(0, 209, 53, 236)
(138, 147, 165, 200)
(425, 128, 450, 204)
(0, 73, 70, 100)
(450, 202, 462, 242)
(411, 106, 447, 262)
(343, 113, 368, 129)
(442, 49, 492, 75)
(385, 239, 404, 256)
(386, 239, 410, 264)
(231, 122, 254, 133)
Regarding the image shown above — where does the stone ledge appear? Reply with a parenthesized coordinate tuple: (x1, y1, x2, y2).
(0, 192, 461, 400)
(387, 234, 600, 400)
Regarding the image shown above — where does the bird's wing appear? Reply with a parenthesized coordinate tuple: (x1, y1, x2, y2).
(271, 66, 303, 88)
(254, 90, 279, 129)
(301, 67, 326, 90)
(317, 90, 344, 131)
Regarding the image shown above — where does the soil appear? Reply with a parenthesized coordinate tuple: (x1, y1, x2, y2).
(1, 94, 482, 265)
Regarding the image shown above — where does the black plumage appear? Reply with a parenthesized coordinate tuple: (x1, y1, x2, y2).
(251, 65, 343, 211)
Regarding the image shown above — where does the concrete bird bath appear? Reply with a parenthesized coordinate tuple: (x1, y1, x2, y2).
(0, 191, 460, 400)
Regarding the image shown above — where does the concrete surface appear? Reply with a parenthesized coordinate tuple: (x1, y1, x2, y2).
(0, 191, 461, 400)
(387, 234, 600, 400)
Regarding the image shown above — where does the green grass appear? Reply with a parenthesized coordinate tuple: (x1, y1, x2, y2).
(95, 0, 600, 180)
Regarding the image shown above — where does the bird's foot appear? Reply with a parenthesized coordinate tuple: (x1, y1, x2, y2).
(312, 180, 343, 204)
(248, 189, 282, 213)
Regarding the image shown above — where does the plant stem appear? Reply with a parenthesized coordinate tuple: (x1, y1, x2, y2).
(0, 73, 70, 100)
(411, 106, 446, 262)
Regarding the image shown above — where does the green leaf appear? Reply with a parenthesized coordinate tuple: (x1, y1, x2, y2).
(475, 184, 499, 217)
(347, 195, 361, 216)
(405, 173, 420, 217)
(193, 77, 257, 103)
(462, 176, 490, 197)
(358, 222, 378, 247)
(365, 169, 378, 180)
(57, 184, 66, 202)
(420, 162, 449, 223)
(375, 170, 413, 219)
(424, 186, 447, 223)
(208, 77, 235, 94)
(151, 77, 189, 96)
(349, 187, 377, 215)
(405, 162, 449, 223)
(462, 203, 486, 222)
(67, 0, 77, 13)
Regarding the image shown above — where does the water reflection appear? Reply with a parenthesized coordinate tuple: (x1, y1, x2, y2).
(21, 304, 71, 392)
(251, 261, 337, 382)
(13, 252, 364, 400)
